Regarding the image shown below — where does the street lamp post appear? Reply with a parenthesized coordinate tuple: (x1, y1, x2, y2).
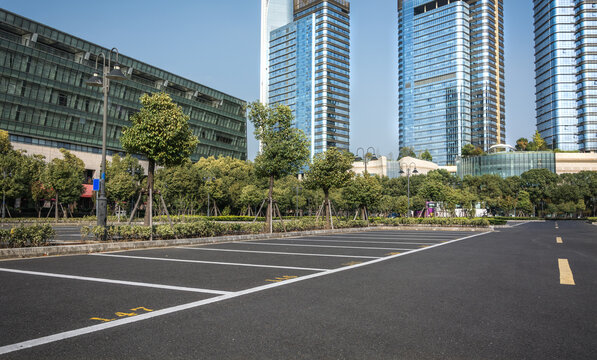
(355, 147, 378, 174)
(203, 177, 215, 217)
(85, 48, 127, 240)
(399, 161, 418, 217)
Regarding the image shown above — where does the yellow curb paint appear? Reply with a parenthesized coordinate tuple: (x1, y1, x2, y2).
(556, 237, 563, 244)
(558, 259, 575, 285)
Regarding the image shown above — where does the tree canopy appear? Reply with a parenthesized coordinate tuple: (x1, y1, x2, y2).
(248, 102, 310, 232)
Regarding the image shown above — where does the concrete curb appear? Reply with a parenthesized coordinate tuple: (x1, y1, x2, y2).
(0, 225, 491, 260)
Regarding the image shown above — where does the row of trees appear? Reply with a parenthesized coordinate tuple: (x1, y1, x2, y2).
(1, 130, 85, 219)
(2, 98, 596, 231)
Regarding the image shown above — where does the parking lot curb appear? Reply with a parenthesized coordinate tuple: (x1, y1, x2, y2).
(0, 225, 491, 260)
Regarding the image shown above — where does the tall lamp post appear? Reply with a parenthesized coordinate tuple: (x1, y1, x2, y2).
(399, 161, 418, 217)
(203, 177, 215, 217)
(355, 147, 378, 173)
(85, 48, 127, 240)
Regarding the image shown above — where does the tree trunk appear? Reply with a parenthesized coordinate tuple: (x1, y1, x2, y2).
(144, 159, 155, 226)
(55, 193, 59, 222)
(324, 189, 331, 229)
(266, 175, 274, 233)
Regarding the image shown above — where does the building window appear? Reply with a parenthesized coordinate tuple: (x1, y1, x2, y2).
(58, 93, 68, 106)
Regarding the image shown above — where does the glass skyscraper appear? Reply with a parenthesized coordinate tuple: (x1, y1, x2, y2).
(535, 0, 597, 152)
(534, 0, 578, 151)
(398, 0, 505, 166)
(262, 0, 350, 157)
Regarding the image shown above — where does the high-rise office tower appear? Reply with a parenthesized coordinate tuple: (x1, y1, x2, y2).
(398, 0, 505, 165)
(534, 0, 597, 152)
(261, 0, 350, 157)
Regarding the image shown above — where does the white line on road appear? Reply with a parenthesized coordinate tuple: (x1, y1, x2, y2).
(272, 238, 441, 246)
(177, 247, 380, 259)
(0, 267, 230, 295)
(243, 242, 415, 251)
(322, 234, 464, 238)
(0, 231, 491, 356)
(91, 253, 328, 272)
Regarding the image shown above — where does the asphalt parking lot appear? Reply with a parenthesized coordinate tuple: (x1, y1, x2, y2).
(0, 222, 595, 359)
(0, 229, 476, 356)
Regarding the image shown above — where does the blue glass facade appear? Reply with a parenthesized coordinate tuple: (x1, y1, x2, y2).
(260, 0, 294, 103)
(575, 0, 597, 151)
(266, 0, 350, 158)
(534, 0, 579, 151)
(398, 0, 505, 166)
(457, 152, 556, 178)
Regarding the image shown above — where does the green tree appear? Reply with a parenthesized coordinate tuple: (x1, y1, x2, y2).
(120, 92, 198, 226)
(343, 174, 383, 220)
(532, 130, 548, 151)
(155, 162, 201, 215)
(240, 184, 265, 216)
(516, 191, 533, 216)
(398, 147, 416, 160)
(304, 148, 354, 228)
(0, 129, 12, 155)
(419, 149, 433, 162)
(462, 144, 484, 157)
(248, 102, 310, 233)
(520, 168, 558, 215)
(106, 154, 142, 221)
(42, 149, 85, 220)
(515, 137, 529, 151)
(195, 156, 256, 215)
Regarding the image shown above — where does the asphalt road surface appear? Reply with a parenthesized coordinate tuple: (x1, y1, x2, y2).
(0, 221, 595, 359)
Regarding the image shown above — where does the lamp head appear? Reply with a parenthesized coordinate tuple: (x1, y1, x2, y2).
(107, 64, 127, 81)
(412, 169, 419, 174)
(85, 72, 103, 87)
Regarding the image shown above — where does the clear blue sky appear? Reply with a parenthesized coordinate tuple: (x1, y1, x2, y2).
(2, 0, 535, 160)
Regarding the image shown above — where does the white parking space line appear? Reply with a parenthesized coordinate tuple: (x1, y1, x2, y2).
(320, 234, 465, 239)
(91, 253, 328, 272)
(275, 238, 441, 246)
(0, 231, 491, 356)
(243, 242, 415, 251)
(0, 267, 230, 295)
(177, 247, 381, 259)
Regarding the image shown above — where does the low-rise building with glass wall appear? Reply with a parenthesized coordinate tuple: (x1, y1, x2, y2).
(456, 151, 597, 178)
(0, 9, 247, 177)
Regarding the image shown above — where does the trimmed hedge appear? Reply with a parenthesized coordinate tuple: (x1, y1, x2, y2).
(588, 217, 597, 223)
(82, 218, 371, 241)
(372, 217, 491, 227)
(0, 224, 55, 248)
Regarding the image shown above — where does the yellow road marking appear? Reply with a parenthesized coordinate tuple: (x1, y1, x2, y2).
(265, 275, 297, 283)
(115, 312, 137, 317)
(556, 237, 563, 244)
(419, 245, 430, 248)
(386, 252, 401, 256)
(342, 261, 363, 266)
(131, 307, 153, 312)
(558, 259, 575, 285)
(90, 317, 115, 322)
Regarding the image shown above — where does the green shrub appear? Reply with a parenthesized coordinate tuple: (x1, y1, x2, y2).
(588, 217, 597, 223)
(0, 224, 55, 248)
(371, 217, 491, 227)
